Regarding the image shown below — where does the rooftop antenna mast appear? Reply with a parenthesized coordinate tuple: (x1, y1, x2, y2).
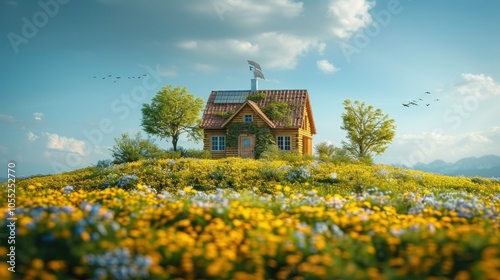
(247, 60, 265, 91)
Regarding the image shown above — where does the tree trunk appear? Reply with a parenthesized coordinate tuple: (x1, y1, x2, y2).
(172, 135, 179, 151)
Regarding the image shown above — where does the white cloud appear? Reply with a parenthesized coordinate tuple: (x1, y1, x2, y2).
(396, 131, 456, 145)
(200, 39, 260, 55)
(178, 1, 380, 71)
(254, 33, 324, 69)
(316, 59, 339, 74)
(197, 0, 303, 23)
(43, 132, 86, 155)
(178, 40, 198, 50)
(327, 0, 375, 38)
(27, 132, 39, 142)
(33, 112, 44, 121)
(456, 73, 500, 97)
(0, 114, 17, 123)
(184, 33, 325, 70)
(390, 129, 500, 166)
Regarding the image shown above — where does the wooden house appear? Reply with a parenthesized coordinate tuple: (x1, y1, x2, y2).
(200, 86, 316, 159)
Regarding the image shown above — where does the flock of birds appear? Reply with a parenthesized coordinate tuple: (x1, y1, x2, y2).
(402, 91, 440, 107)
(93, 74, 148, 83)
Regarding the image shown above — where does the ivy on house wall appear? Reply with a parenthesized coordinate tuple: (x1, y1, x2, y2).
(226, 122, 275, 158)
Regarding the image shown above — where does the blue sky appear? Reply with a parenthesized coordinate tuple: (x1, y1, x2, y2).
(1, 0, 500, 176)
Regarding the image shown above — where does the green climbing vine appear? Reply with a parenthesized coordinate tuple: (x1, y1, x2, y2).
(246, 91, 267, 102)
(261, 101, 292, 127)
(226, 122, 275, 158)
(214, 110, 235, 120)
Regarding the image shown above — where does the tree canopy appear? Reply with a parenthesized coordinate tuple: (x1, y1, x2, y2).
(141, 85, 204, 151)
(110, 132, 163, 164)
(341, 99, 396, 162)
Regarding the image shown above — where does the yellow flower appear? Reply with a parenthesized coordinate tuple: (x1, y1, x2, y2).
(81, 232, 90, 242)
(47, 260, 66, 270)
(286, 254, 302, 265)
(28, 185, 36, 190)
(283, 186, 291, 192)
(32, 258, 44, 269)
(366, 246, 376, 254)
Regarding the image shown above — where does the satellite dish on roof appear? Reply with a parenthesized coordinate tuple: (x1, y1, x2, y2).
(247, 60, 265, 80)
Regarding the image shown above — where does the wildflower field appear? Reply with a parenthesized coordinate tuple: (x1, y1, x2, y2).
(1, 158, 500, 279)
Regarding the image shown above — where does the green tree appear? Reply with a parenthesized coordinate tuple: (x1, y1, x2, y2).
(110, 132, 163, 164)
(141, 85, 204, 151)
(315, 140, 353, 163)
(340, 99, 396, 163)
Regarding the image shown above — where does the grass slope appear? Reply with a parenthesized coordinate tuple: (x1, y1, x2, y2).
(1, 158, 500, 279)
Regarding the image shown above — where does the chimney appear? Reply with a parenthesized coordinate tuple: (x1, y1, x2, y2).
(251, 78, 258, 92)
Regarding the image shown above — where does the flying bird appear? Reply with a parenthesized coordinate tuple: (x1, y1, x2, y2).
(434, 99, 440, 101)
(426, 104, 430, 106)
(402, 103, 410, 107)
(425, 91, 431, 94)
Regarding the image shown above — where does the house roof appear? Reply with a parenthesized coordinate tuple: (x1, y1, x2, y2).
(200, 89, 316, 134)
(221, 100, 275, 128)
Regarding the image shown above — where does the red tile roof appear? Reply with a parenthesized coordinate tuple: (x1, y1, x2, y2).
(200, 89, 316, 134)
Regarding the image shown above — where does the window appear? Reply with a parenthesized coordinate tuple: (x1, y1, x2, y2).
(277, 136, 291, 151)
(243, 139, 250, 147)
(244, 114, 253, 123)
(211, 136, 225, 151)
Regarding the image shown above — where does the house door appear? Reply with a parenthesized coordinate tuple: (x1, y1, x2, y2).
(238, 135, 255, 158)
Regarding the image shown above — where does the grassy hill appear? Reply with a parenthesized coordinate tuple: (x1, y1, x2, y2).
(1, 158, 500, 279)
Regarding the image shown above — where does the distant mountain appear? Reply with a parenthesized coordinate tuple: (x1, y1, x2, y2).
(412, 155, 500, 178)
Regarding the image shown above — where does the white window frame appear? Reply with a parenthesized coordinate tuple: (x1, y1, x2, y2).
(277, 135, 291, 151)
(211, 136, 225, 151)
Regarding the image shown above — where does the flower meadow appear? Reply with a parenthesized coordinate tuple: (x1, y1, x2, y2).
(1, 158, 500, 279)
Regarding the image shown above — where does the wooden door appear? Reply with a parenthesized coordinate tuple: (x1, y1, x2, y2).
(238, 135, 255, 158)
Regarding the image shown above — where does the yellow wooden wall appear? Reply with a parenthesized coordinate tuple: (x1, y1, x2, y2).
(299, 106, 313, 155)
(233, 105, 268, 126)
